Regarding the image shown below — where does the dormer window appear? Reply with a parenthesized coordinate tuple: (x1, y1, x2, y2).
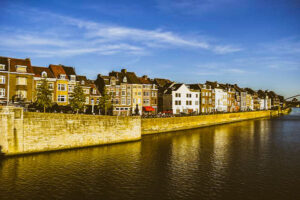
(123, 76, 127, 83)
(16, 65, 27, 73)
(60, 74, 66, 79)
(41, 71, 47, 78)
(81, 80, 85, 85)
(0, 64, 5, 70)
(70, 75, 76, 81)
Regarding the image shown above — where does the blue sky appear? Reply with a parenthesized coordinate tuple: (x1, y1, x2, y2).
(0, 0, 299, 98)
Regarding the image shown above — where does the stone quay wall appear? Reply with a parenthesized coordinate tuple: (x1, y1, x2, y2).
(141, 110, 287, 135)
(0, 107, 141, 156)
(0, 106, 289, 156)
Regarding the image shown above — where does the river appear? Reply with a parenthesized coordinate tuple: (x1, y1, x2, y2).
(0, 108, 299, 200)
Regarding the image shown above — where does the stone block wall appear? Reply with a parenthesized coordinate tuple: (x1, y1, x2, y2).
(0, 107, 141, 155)
(141, 111, 273, 135)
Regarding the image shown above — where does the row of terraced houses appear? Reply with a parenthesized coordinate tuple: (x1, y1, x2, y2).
(0, 56, 284, 115)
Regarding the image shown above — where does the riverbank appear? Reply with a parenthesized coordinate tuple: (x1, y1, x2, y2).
(0, 106, 291, 156)
(142, 108, 291, 135)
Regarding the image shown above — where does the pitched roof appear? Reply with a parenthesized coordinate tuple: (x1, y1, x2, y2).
(109, 69, 141, 84)
(49, 64, 67, 78)
(62, 66, 76, 76)
(139, 75, 153, 84)
(164, 83, 184, 94)
(32, 66, 55, 78)
(0, 56, 33, 73)
(154, 78, 173, 88)
(76, 75, 89, 86)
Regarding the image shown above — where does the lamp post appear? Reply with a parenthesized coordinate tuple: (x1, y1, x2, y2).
(6, 58, 10, 106)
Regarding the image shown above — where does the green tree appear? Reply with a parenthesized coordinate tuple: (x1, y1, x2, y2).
(36, 78, 53, 113)
(98, 87, 112, 115)
(69, 84, 86, 114)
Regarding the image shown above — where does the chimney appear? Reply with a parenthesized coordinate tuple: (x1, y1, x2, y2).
(121, 69, 127, 74)
(142, 75, 148, 80)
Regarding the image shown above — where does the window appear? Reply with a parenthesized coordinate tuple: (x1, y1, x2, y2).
(133, 98, 136, 104)
(84, 89, 89, 94)
(16, 77, 27, 85)
(175, 100, 181, 105)
(116, 91, 119, 96)
(196, 94, 198, 98)
(115, 99, 119, 104)
(16, 65, 27, 72)
(58, 84, 66, 91)
(60, 74, 66, 79)
(202, 99, 206, 104)
(0, 64, 5, 70)
(0, 88, 5, 97)
(143, 99, 150, 104)
(41, 71, 47, 78)
(144, 92, 149, 96)
(195, 101, 199, 105)
(138, 92, 141, 96)
(16, 90, 27, 98)
(175, 93, 181, 97)
(152, 91, 156, 97)
(122, 91, 126, 96)
(48, 83, 54, 89)
(93, 89, 97, 94)
(122, 98, 126, 105)
(202, 92, 205, 96)
(138, 98, 141, 104)
(68, 85, 74, 92)
(127, 91, 131, 96)
(85, 97, 89, 104)
(127, 99, 131, 105)
(81, 80, 85, 85)
(186, 93, 191, 98)
(0, 75, 5, 84)
(186, 101, 192, 105)
(58, 95, 66, 102)
(70, 75, 76, 81)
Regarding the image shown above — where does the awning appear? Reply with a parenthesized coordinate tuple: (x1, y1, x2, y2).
(143, 106, 155, 112)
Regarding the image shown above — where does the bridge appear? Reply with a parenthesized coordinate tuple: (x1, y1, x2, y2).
(285, 94, 300, 101)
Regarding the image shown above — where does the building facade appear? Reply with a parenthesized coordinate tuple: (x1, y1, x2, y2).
(0, 56, 34, 105)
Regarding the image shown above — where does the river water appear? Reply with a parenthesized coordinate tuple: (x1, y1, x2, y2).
(0, 108, 300, 200)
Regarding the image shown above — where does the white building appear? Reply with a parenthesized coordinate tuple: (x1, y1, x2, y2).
(214, 87, 228, 112)
(162, 83, 200, 114)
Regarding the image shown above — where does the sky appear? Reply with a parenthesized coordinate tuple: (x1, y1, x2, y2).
(0, 0, 299, 98)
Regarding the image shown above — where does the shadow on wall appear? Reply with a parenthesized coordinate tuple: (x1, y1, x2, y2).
(0, 146, 4, 158)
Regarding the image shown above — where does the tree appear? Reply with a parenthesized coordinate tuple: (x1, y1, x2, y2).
(36, 78, 53, 113)
(98, 87, 112, 115)
(69, 84, 86, 114)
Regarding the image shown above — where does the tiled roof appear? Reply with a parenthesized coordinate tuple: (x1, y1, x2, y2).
(0, 56, 33, 73)
(109, 69, 141, 84)
(62, 66, 76, 76)
(32, 66, 55, 78)
(154, 78, 173, 88)
(49, 64, 67, 78)
(76, 75, 89, 86)
(139, 75, 153, 84)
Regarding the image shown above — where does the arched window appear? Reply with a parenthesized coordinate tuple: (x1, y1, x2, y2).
(123, 76, 127, 83)
(41, 71, 47, 78)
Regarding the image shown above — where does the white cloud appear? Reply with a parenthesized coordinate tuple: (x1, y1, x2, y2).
(0, 7, 242, 57)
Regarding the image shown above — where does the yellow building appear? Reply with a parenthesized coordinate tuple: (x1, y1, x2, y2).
(32, 66, 56, 102)
(49, 64, 69, 106)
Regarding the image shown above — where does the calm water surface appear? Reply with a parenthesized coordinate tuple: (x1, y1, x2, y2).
(1, 109, 300, 200)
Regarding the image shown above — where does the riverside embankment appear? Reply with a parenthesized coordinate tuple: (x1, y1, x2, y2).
(0, 106, 290, 156)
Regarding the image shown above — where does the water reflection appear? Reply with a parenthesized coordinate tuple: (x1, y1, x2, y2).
(1, 109, 300, 200)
